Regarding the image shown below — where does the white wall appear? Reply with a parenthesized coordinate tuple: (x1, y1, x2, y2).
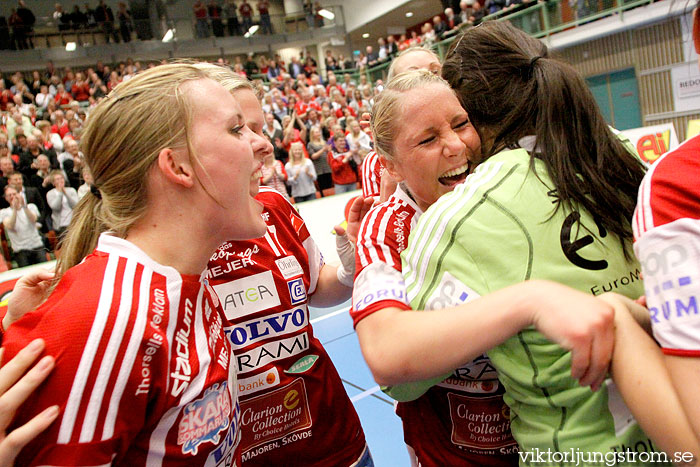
(338, 0, 412, 33)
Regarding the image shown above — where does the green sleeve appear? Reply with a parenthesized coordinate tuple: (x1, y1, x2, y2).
(381, 373, 451, 402)
(384, 215, 492, 402)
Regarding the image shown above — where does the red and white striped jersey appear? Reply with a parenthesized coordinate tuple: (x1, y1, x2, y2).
(633, 134, 700, 357)
(3, 234, 240, 466)
(207, 187, 366, 466)
(352, 184, 419, 326)
(361, 150, 383, 199)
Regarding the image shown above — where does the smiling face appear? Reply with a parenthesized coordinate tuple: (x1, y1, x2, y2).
(184, 79, 265, 241)
(232, 87, 274, 197)
(383, 83, 480, 211)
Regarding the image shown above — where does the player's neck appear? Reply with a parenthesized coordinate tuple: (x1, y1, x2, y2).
(126, 204, 217, 277)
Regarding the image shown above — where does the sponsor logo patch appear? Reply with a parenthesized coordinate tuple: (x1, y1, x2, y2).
(177, 382, 232, 456)
(285, 354, 319, 374)
(238, 368, 281, 396)
(212, 271, 281, 319)
(275, 255, 304, 280)
(287, 278, 306, 305)
(352, 263, 408, 312)
(289, 212, 305, 234)
(425, 271, 480, 310)
(239, 378, 313, 455)
(236, 332, 310, 373)
(225, 306, 308, 350)
(447, 392, 516, 451)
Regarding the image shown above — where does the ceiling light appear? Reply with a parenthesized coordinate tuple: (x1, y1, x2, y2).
(406, 11, 414, 17)
(362, 33, 370, 38)
(318, 8, 335, 20)
(162, 28, 175, 42)
(244, 25, 260, 38)
(65, 42, 76, 51)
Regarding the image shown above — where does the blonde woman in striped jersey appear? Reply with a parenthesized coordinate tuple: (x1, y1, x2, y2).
(352, 69, 620, 466)
(1, 63, 270, 465)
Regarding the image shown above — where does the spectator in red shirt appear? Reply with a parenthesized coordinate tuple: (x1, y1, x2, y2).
(295, 90, 320, 119)
(282, 112, 309, 156)
(54, 84, 71, 106)
(328, 133, 356, 193)
(70, 73, 90, 102)
(50, 110, 70, 139)
(0, 82, 14, 111)
(257, 0, 271, 34)
(326, 71, 345, 97)
(239, 0, 252, 33)
(106, 70, 121, 91)
(193, 0, 209, 38)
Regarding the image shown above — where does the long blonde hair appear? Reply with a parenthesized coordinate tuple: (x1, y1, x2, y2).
(370, 69, 452, 161)
(289, 141, 305, 164)
(58, 63, 209, 276)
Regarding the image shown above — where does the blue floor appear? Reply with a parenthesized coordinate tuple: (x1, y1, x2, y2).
(310, 301, 410, 466)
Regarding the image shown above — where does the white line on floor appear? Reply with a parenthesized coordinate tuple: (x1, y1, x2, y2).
(350, 385, 381, 403)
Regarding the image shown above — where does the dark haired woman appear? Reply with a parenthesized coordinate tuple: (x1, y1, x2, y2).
(400, 21, 695, 457)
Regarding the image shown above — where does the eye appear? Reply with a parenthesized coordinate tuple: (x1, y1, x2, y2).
(229, 125, 244, 136)
(419, 135, 435, 145)
(453, 118, 470, 129)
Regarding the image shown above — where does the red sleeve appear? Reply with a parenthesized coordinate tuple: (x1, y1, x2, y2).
(351, 201, 413, 327)
(361, 151, 381, 198)
(634, 136, 700, 238)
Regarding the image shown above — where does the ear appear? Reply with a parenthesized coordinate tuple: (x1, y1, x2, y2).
(379, 155, 404, 183)
(156, 148, 195, 188)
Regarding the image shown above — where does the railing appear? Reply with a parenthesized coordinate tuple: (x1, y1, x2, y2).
(0, 4, 344, 50)
(266, 0, 659, 86)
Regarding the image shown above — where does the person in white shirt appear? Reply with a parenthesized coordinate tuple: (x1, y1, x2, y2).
(285, 141, 317, 202)
(77, 166, 93, 199)
(35, 85, 51, 111)
(57, 138, 82, 167)
(1, 185, 45, 267)
(346, 119, 372, 166)
(46, 171, 78, 237)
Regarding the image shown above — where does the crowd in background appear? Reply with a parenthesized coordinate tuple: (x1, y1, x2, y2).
(0, 0, 558, 267)
(0, 58, 154, 266)
(0, 45, 398, 266)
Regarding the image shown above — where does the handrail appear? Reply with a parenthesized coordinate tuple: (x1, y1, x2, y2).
(323, 0, 662, 84)
(0, 0, 667, 74)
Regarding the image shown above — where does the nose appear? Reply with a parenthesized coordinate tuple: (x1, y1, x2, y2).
(247, 127, 273, 162)
(443, 129, 465, 158)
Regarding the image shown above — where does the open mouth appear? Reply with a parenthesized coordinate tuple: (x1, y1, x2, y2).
(438, 163, 469, 186)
